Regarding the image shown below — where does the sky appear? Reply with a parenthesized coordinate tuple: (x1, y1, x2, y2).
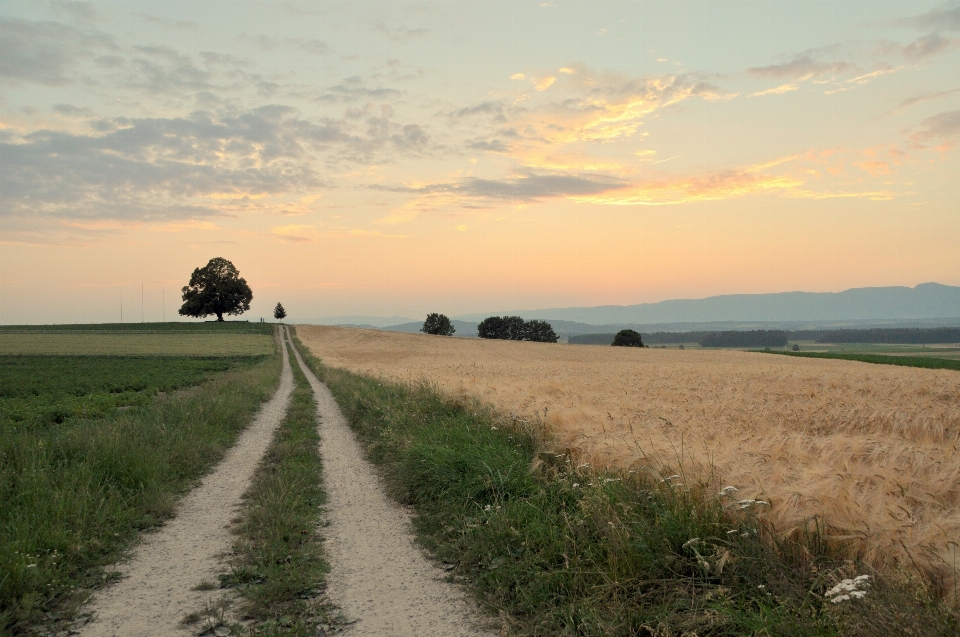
(1, 0, 958, 324)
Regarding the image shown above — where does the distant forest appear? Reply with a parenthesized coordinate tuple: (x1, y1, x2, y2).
(569, 327, 960, 347)
(700, 331, 788, 348)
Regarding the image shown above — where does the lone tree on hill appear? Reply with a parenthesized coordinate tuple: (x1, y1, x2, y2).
(273, 303, 287, 321)
(179, 257, 252, 322)
(421, 313, 455, 335)
(612, 329, 645, 347)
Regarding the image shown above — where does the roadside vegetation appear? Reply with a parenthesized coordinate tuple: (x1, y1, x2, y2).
(217, 341, 337, 636)
(292, 332, 958, 636)
(762, 350, 960, 372)
(0, 342, 279, 634)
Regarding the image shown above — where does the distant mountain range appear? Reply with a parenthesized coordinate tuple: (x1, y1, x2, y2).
(301, 283, 960, 337)
(453, 283, 960, 325)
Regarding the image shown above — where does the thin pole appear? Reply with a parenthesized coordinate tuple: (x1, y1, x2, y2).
(141, 283, 144, 323)
(120, 294, 123, 324)
(162, 289, 166, 323)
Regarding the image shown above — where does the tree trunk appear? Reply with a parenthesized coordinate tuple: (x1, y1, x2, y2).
(216, 312, 224, 321)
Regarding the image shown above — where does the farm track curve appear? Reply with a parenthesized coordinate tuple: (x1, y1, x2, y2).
(79, 327, 295, 637)
(289, 334, 497, 637)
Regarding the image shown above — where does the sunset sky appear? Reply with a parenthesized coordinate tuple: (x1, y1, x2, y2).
(1, 0, 958, 324)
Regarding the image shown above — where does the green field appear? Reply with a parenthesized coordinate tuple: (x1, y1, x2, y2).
(0, 322, 273, 334)
(0, 333, 275, 356)
(761, 350, 960, 371)
(0, 325, 280, 634)
(786, 342, 960, 360)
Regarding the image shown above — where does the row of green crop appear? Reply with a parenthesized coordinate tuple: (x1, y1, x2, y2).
(761, 350, 960, 371)
(0, 352, 279, 635)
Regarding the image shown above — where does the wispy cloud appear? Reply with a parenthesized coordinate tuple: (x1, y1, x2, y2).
(748, 55, 857, 80)
(910, 109, 960, 149)
(749, 83, 799, 97)
(892, 1, 960, 32)
(0, 17, 117, 86)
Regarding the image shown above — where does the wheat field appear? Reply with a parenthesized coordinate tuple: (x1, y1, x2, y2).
(298, 325, 960, 590)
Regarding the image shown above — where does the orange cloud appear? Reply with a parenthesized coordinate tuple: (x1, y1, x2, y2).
(749, 83, 799, 97)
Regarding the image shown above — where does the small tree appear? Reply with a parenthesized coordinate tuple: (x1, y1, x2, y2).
(612, 329, 644, 347)
(273, 303, 287, 322)
(792, 343, 800, 351)
(478, 316, 508, 339)
(421, 313, 455, 336)
(525, 319, 558, 343)
(179, 257, 252, 322)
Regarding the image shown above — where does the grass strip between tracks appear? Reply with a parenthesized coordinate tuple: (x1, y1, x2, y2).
(292, 331, 959, 637)
(759, 350, 960, 372)
(1, 352, 280, 635)
(217, 340, 337, 636)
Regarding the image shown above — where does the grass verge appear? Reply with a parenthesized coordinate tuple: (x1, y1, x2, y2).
(292, 331, 959, 637)
(0, 352, 281, 635)
(218, 341, 338, 636)
(760, 350, 960, 371)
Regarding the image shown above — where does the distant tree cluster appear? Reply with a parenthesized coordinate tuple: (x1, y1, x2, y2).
(699, 330, 788, 348)
(421, 313, 455, 336)
(804, 327, 960, 345)
(612, 329, 645, 347)
(477, 316, 558, 343)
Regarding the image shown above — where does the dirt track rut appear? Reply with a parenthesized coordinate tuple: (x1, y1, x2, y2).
(79, 327, 294, 637)
(289, 335, 495, 637)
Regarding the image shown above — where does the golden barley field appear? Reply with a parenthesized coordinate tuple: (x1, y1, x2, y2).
(298, 325, 960, 588)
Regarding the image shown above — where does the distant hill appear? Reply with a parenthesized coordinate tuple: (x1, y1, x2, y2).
(454, 283, 960, 325)
(378, 320, 481, 337)
(299, 315, 418, 328)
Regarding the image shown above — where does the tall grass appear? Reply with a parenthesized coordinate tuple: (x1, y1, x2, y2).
(220, 342, 336, 636)
(0, 354, 280, 635)
(293, 333, 959, 636)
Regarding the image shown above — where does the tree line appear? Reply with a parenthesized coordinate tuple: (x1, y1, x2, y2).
(570, 326, 960, 347)
(420, 313, 559, 342)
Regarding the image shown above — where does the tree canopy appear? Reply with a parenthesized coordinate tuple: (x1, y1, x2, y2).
(478, 316, 558, 343)
(273, 303, 287, 321)
(179, 257, 253, 322)
(612, 329, 645, 347)
(421, 313, 455, 335)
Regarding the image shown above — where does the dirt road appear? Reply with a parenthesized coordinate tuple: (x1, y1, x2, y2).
(78, 327, 493, 637)
(79, 327, 294, 637)
(289, 337, 496, 637)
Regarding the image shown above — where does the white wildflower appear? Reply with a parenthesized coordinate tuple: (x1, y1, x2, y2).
(483, 504, 492, 512)
(737, 499, 769, 510)
(719, 486, 739, 497)
(825, 575, 870, 603)
(572, 483, 580, 488)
